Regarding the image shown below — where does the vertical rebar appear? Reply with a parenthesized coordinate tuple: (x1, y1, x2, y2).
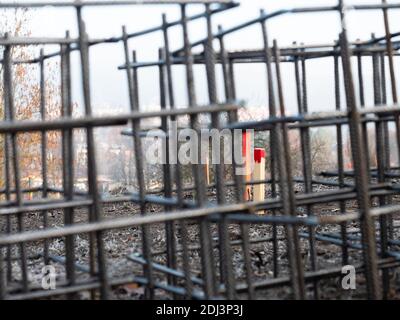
(3, 36, 29, 293)
(294, 48, 319, 299)
(76, 7, 109, 300)
(260, 10, 279, 279)
(338, 0, 381, 299)
(61, 31, 76, 297)
(122, 26, 155, 299)
(274, 40, 306, 300)
(334, 54, 349, 266)
(39, 49, 50, 266)
(162, 13, 193, 299)
(158, 47, 178, 299)
(181, 3, 216, 298)
(204, 4, 236, 299)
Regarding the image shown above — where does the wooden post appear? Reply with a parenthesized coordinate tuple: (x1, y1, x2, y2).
(253, 148, 266, 214)
(28, 177, 33, 200)
(205, 153, 210, 186)
(242, 131, 253, 201)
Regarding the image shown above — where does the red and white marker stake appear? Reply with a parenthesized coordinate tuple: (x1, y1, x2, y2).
(253, 148, 266, 213)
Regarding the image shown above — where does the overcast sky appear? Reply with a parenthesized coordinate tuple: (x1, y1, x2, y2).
(20, 0, 400, 115)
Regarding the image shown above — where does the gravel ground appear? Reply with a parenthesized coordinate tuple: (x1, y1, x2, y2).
(1, 181, 400, 300)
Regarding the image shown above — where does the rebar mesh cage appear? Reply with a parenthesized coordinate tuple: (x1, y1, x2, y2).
(0, 0, 400, 300)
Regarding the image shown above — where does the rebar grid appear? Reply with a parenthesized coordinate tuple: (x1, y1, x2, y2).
(0, 0, 400, 300)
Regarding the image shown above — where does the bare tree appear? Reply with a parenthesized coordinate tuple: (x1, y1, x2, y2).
(0, 9, 62, 196)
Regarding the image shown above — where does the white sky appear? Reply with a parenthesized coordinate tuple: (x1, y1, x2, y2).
(21, 0, 400, 115)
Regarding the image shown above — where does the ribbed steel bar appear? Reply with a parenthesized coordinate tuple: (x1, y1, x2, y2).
(122, 27, 155, 299)
(273, 40, 306, 300)
(204, 4, 236, 300)
(3, 36, 29, 294)
(338, 0, 381, 299)
(60, 32, 77, 298)
(162, 13, 194, 299)
(294, 46, 319, 299)
(181, 3, 218, 299)
(76, 7, 109, 299)
(0, 0, 233, 8)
